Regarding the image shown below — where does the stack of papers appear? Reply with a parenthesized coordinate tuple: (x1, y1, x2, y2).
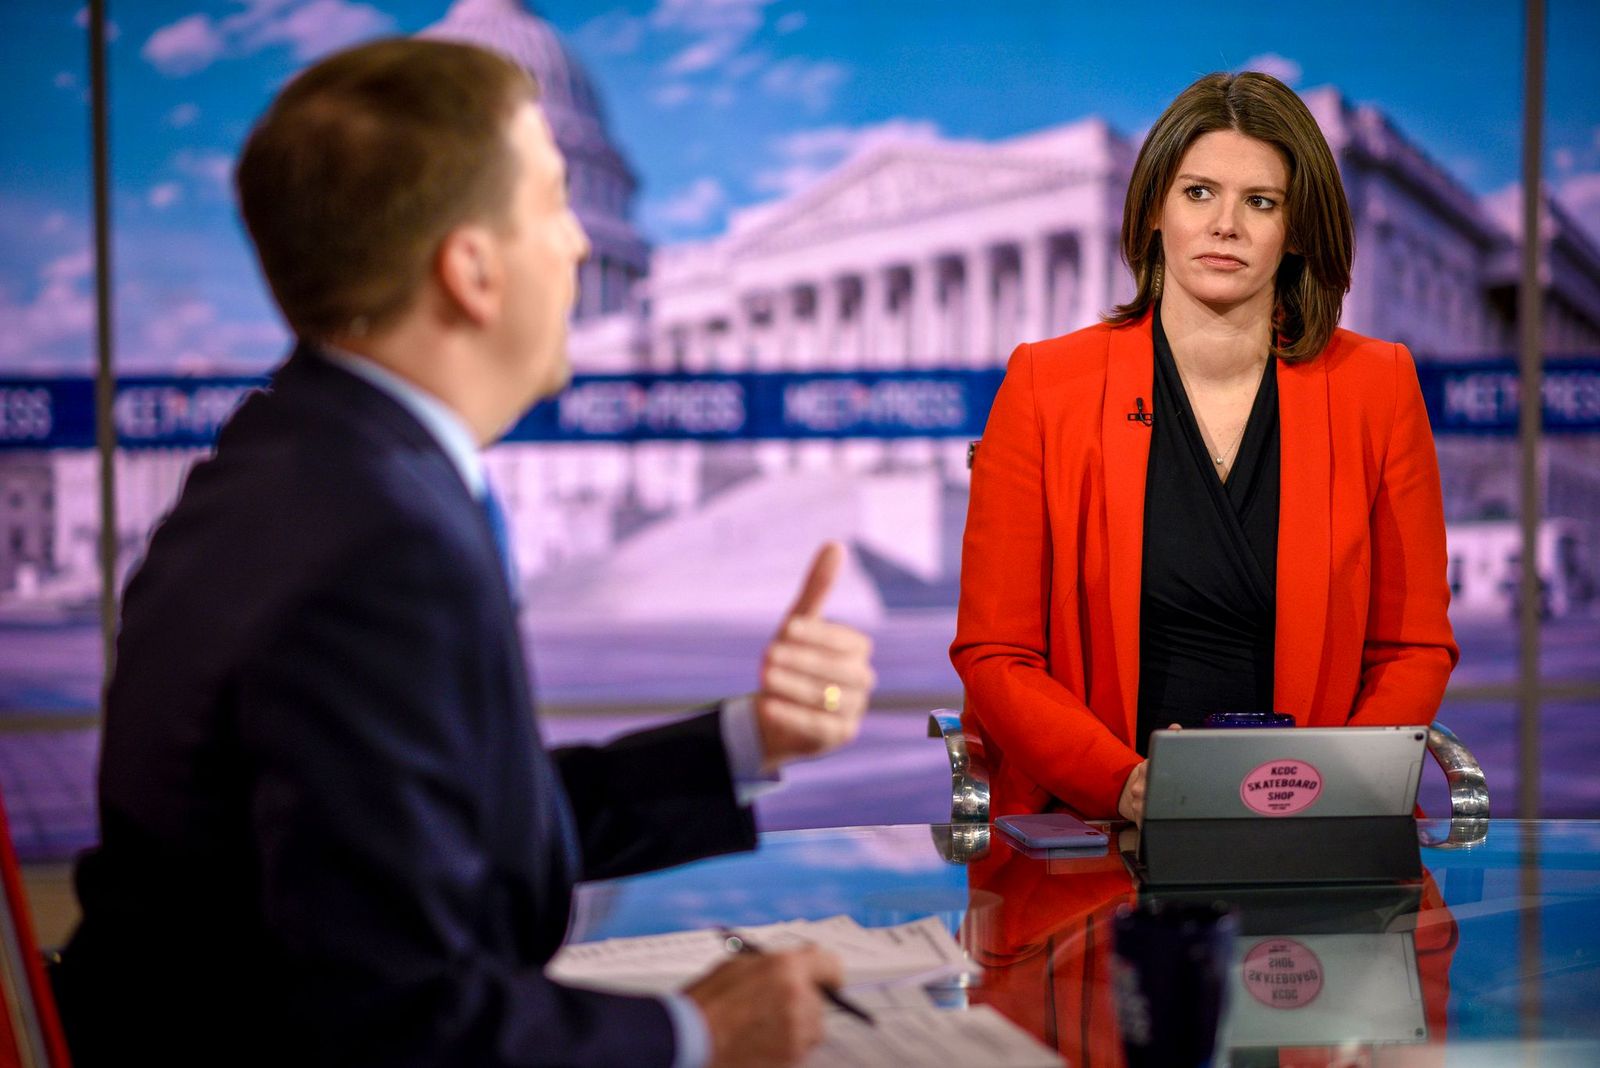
(549, 915, 1062, 1066)
(803, 1005, 1062, 1067)
(548, 914, 970, 995)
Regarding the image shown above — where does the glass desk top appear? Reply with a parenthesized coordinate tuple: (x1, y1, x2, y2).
(568, 820, 1600, 1066)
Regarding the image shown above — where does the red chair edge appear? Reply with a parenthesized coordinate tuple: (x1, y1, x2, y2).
(0, 787, 72, 1067)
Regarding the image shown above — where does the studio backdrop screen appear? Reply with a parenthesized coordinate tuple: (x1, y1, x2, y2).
(0, 1, 1596, 845)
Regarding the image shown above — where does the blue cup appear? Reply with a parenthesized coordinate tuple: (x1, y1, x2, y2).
(1112, 899, 1238, 1068)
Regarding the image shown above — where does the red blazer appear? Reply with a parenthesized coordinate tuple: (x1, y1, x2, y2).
(952, 312, 1459, 819)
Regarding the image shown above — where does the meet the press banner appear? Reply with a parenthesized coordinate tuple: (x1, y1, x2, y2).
(2, 360, 1597, 450)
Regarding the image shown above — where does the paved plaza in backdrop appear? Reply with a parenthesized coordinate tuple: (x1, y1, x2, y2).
(1, 614, 1595, 861)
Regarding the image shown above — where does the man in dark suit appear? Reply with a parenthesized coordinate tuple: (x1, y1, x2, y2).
(54, 39, 874, 1068)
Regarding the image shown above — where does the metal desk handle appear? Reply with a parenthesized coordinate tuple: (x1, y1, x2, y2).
(928, 711, 1491, 858)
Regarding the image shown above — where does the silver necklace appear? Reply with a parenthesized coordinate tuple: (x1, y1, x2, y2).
(1212, 421, 1248, 467)
(1173, 356, 1267, 471)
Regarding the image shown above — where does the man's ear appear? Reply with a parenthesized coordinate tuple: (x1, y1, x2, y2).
(436, 224, 502, 327)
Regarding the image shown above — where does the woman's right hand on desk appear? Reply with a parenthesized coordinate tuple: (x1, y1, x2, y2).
(1118, 761, 1148, 824)
(1120, 724, 1181, 824)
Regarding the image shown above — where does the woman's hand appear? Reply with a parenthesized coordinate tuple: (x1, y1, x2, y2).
(1118, 761, 1148, 824)
(1118, 726, 1180, 823)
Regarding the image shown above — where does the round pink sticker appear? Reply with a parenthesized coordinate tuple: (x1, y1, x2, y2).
(1239, 758, 1323, 816)
(1242, 938, 1323, 1009)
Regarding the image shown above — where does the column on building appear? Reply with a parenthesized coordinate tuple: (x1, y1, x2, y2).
(932, 257, 971, 479)
(892, 260, 940, 470)
(1020, 236, 1048, 344)
(940, 259, 966, 362)
(910, 256, 943, 368)
(733, 293, 758, 371)
(694, 275, 762, 485)
(646, 326, 666, 371)
(814, 271, 856, 472)
(859, 266, 884, 369)
(842, 264, 889, 473)
(966, 245, 995, 366)
(884, 265, 913, 367)
(789, 284, 818, 366)
(1048, 233, 1081, 335)
(652, 323, 687, 372)
(816, 275, 843, 369)
(709, 318, 737, 371)
(764, 285, 786, 367)
(992, 245, 1021, 356)
(748, 286, 791, 475)
(933, 261, 952, 364)
(846, 276, 870, 367)
(1078, 226, 1111, 329)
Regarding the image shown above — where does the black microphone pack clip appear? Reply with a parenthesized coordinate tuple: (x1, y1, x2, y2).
(1127, 397, 1153, 427)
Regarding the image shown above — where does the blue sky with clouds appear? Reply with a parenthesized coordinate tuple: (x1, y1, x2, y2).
(1, 0, 1596, 372)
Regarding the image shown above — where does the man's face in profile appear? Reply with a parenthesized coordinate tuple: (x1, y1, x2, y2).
(491, 102, 591, 411)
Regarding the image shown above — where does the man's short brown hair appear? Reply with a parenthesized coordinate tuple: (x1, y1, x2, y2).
(236, 38, 537, 340)
(1105, 71, 1355, 363)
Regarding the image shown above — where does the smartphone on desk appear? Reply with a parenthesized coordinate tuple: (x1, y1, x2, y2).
(996, 813, 1108, 850)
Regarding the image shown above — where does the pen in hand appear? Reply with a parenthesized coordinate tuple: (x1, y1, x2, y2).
(718, 926, 877, 1026)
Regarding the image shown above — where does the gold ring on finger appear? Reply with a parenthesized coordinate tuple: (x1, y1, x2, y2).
(821, 684, 842, 713)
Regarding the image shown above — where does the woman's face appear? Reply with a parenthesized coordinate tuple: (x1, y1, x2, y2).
(1154, 128, 1291, 316)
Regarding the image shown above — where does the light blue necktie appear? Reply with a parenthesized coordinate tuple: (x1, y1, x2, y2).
(482, 487, 569, 864)
(478, 484, 520, 599)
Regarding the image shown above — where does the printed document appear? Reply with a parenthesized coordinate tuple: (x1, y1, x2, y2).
(547, 914, 970, 995)
(549, 916, 1060, 1066)
(805, 1005, 1062, 1067)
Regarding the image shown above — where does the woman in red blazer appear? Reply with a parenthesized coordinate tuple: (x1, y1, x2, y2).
(952, 71, 1458, 823)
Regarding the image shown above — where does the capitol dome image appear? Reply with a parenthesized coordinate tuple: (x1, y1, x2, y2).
(420, 0, 648, 324)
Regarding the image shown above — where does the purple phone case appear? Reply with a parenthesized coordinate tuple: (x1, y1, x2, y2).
(997, 813, 1108, 849)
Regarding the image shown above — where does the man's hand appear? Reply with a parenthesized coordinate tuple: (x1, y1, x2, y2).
(755, 542, 875, 773)
(685, 946, 841, 1068)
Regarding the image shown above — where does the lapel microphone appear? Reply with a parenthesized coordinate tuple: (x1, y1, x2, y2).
(1127, 397, 1153, 427)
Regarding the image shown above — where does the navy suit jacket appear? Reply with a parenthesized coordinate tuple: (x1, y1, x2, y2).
(57, 346, 757, 1066)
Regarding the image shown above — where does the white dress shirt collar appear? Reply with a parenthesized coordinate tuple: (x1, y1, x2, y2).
(320, 345, 486, 498)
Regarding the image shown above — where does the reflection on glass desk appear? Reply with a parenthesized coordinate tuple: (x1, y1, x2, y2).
(567, 821, 1600, 1066)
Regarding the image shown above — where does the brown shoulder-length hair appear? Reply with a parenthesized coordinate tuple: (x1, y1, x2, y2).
(1105, 71, 1353, 363)
(236, 38, 537, 341)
